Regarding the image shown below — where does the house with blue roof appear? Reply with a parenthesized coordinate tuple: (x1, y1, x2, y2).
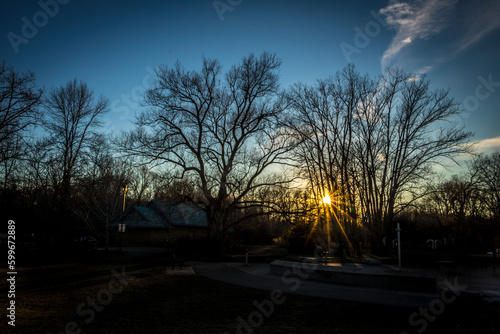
(114, 200, 208, 245)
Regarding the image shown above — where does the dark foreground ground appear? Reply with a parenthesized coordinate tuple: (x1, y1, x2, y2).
(1, 249, 499, 334)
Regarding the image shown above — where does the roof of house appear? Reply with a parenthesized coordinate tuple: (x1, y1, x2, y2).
(116, 200, 207, 229)
(149, 200, 207, 227)
(119, 206, 170, 229)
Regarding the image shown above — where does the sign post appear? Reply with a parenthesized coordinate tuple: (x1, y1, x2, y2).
(119, 223, 125, 252)
(397, 223, 401, 271)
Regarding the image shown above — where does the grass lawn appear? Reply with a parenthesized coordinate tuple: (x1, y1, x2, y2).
(1, 253, 499, 334)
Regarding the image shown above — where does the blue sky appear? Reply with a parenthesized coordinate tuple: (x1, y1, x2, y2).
(1, 0, 499, 156)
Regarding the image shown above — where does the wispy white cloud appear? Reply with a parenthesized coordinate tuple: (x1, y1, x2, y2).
(379, 0, 500, 73)
(407, 65, 434, 81)
(455, 1, 500, 54)
(432, 137, 500, 174)
(473, 136, 500, 154)
(380, 0, 457, 71)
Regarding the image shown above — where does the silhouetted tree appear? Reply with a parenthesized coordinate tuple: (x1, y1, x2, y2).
(373, 69, 473, 233)
(43, 79, 109, 238)
(287, 65, 372, 246)
(0, 62, 43, 188)
(128, 165, 157, 205)
(120, 52, 296, 246)
(77, 135, 132, 249)
(0, 62, 42, 160)
(471, 151, 500, 255)
(288, 65, 473, 249)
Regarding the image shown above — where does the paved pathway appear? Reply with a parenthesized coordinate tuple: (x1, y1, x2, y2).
(113, 247, 500, 305)
(190, 262, 441, 307)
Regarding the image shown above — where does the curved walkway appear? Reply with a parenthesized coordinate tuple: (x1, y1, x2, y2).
(190, 262, 440, 307)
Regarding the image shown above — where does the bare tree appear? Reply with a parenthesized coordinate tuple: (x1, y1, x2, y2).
(44, 79, 109, 198)
(471, 151, 500, 255)
(0, 134, 25, 188)
(77, 135, 131, 249)
(128, 165, 157, 205)
(0, 61, 42, 170)
(289, 65, 473, 249)
(120, 52, 296, 244)
(373, 69, 473, 233)
(43, 79, 109, 236)
(429, 174, 481, 225)
(472, 151, 500, 220)
(153, 174, 199, 203)
(287, 65, 374, 246)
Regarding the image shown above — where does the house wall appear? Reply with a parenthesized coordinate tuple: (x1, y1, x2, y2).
(121, 229, 169, 246)
(120, 226, 208, 246)
(169, 226, 209, 240)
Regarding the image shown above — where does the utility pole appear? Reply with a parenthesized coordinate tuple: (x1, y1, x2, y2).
(122, 184, 127, 212)
(120, 184, 127, 252)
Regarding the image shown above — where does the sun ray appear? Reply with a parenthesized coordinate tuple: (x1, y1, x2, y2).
(329, 205, 353, 250)
(319, 185, 356, 252)
(305, 184, 357, 253)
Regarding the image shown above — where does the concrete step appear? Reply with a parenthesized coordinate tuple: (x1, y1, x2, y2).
(270, 260, 437, 293)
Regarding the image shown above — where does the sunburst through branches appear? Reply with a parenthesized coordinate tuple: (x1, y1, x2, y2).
(309, 187, 354, 253)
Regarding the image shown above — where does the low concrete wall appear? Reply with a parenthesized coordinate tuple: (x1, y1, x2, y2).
(438, 262, 500, 277)
(270, 260, 437, 293)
